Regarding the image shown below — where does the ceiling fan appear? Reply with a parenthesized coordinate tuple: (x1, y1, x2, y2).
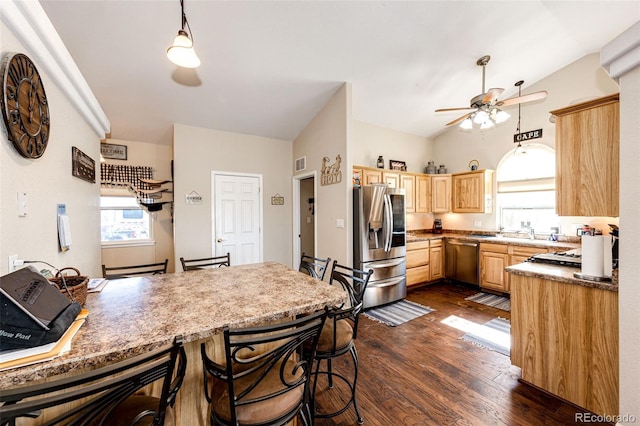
(435, 55, 548, 129)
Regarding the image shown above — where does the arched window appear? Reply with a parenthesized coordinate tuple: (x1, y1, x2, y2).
(496, 143, 559, 234)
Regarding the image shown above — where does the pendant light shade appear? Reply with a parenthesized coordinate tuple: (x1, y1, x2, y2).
(167, 30, 200, 68)
(167, 0, 200, 68)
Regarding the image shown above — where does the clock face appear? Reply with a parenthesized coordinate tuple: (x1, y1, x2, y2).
(1, 53, 51, 159)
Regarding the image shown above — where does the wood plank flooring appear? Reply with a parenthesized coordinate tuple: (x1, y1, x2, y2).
(313, 282, 613, 426)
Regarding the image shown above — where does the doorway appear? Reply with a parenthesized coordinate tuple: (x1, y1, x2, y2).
(211, 172, 263, 265)
(293, 172, 316, 268)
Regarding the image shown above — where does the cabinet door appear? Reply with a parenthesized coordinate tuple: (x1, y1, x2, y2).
(552, 94, 619, 217)
(401, 174, 416, 213)
(480, 245, 509, 292)
(383, 172, 400, 188)
(452, 170, 494, 213)
(363, 169, 383, 185)
(429, 245, 443, 281)
(452, 173, 483, 212)
(431, 175, 451, 213)
(415, 175, 431, 213)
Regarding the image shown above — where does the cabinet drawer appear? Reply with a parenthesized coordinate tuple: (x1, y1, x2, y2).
(406, 248, 429, 268)
(480, 242, 508, 253)
(407, 265, 430, 286)
(429, 239, 442, 248)
(510, 246, 548, 257)
(407, 240, 429, 251)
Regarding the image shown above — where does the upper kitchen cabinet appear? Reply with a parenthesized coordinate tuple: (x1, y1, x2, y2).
(415, 174, 432, 213)
(551, 93, 619, 217)
(355, 167, 383, 185)
(452, 170, 494, 213)
(431, 174, 452, 213)
(382, 171, 400, 188)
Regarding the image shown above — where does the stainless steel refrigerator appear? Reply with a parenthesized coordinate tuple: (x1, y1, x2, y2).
(353, 184, 407, 308)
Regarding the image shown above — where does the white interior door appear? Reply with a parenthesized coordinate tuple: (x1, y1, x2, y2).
(212, 173, 262, 265)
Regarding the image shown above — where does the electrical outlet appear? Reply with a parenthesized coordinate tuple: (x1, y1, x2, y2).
(8, 254, 18, 272)
(474, 220, 482, 228)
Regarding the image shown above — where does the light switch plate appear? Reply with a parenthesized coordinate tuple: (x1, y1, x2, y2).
(17, 192, 28, 216)
(336, 218, 345, 228)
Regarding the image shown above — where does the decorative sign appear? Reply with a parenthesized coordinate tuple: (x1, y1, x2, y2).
(271, 194, 284, 205)
(185, 190, 203, 205)
(514, 129, 543, 143)
(100, 142, 127, 160)
(389, 159, 407, 171)
(321, 154, 342, 186)
(71, 147, 96, 183)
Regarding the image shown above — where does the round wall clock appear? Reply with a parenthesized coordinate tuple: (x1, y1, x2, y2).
(1, 53, 51, 159)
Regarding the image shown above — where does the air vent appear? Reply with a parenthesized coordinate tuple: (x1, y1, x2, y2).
(295, 156, 306, 172)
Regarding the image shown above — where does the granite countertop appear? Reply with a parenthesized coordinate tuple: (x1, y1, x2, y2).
(407, 231, 580, 251)
(506, 262, 618, 292)
(0, 262, 347, 388)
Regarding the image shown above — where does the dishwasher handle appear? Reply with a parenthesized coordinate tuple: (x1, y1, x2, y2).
(447, 240, 478, 248)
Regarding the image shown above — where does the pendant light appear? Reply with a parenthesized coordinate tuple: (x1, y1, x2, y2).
(513, 80, 526, 154)
(167, 0, 200, 68)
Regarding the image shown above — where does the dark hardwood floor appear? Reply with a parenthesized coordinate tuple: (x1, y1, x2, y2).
(313, 282, 612, 426)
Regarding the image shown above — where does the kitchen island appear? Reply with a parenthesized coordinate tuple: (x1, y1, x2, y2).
(507, 262, 618, 418)
(0, 262, 347, 425)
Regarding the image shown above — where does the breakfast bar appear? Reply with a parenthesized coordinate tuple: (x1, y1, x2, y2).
(0, 262, 347, 425)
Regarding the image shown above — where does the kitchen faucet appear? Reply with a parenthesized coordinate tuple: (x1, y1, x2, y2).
(529, 227, 535, 240)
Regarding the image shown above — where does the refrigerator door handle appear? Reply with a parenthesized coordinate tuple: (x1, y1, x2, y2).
(366, 258, 405, 269)
(384, 194, 393, 252)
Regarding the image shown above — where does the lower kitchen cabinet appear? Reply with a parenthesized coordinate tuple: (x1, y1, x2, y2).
(406, 240, 429, 287)
(510, 274, 618, 417)
(479, 243, 509, 292)
(480, 243, 549, 294)
(429, 239, 443, 281)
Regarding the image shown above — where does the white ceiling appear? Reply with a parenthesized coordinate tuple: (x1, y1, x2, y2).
(39, 1, 639, 144)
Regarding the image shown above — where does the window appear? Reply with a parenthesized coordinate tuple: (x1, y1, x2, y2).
(496, 143, 560, 234)
(100, 196, 151, 244)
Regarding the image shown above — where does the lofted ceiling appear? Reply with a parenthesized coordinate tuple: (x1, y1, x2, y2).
(39, 1, 639, 145)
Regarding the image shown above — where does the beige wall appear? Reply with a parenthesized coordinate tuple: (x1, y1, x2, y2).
(173, 124, 293, 268)
(433, 53, 621, 234)
(602, 21, 640, 424)
(0, 23, 102, 277)
(352, 120, 435, 231)
(293, 84, 352, 266)
(100, 138, 174, 272)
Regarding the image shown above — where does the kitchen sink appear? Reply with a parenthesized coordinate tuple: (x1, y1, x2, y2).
(468, 234, 493, 238)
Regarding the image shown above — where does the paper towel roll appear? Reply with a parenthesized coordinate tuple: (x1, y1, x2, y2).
(602, 235, 613, 277)
(582, 235, 604, 277)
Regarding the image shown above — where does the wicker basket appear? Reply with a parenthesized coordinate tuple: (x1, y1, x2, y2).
(50, 267, 88, 306)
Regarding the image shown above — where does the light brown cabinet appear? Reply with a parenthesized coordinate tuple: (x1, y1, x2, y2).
(406, 240, 429, 287)
(510, 274, 618, 417)
(551, 93, 619, 217)
(429, 239, 444, 281)
(479, 243, 509, 292)
(480, 243, 548, 293)
(400, 174, 416, 213)
(452, 170, 494, 213)
(354, 166, 431, 214)
(431, 175, 451, 213)
(415, 174, 432, 213)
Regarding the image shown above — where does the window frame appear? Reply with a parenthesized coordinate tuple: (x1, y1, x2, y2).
(100, 193, 154, 247)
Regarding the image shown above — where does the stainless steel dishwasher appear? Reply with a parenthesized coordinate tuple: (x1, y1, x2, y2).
(445, 239, 479, 285)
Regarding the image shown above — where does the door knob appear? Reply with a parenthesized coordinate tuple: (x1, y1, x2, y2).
(216, 238, 226, 243)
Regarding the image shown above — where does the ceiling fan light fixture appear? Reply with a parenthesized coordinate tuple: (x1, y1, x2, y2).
(494, 109, 510, 124)
(480, 120, 494, 130)
(167, 0, 200, 68)
(473, 110, 489, 124)
(460, 117, 473, 130)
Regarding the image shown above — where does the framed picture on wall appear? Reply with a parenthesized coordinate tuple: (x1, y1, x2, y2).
(100, 143, 127, 160)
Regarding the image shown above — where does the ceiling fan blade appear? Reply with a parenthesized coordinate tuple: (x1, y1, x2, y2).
(482, 88, 504, 104)
(435, 107, 476, 113)
(497, 90, 548, 107)
(445, 113, 472, 126)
